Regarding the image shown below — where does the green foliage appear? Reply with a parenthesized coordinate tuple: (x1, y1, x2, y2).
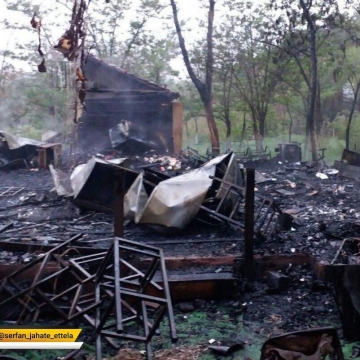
(211, 1, 294, 142)
(331, 111, 360, 148)
(2, 0, 360, 151)
(175, 80, 203, 121)
(154, 306, 265, 360)
(184, 114, 346, 164)
(2, 349, 65, 360)
(120, 35, 180, 85)
(0, 64, 68, 138)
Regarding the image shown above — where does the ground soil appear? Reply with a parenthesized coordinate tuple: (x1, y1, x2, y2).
(0, 160, 359, 359)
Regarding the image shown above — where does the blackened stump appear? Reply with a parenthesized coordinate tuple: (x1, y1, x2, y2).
(244, 168, 255, 279)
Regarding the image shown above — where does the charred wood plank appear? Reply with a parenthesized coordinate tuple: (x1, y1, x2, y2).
(0, 222, 13, 233)
(0, 241, 98, 257)
(244, 168, 255, 279)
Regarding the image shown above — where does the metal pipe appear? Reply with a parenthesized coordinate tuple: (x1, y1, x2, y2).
(244, 168, 255, 280)
(114, 171, 124, 237)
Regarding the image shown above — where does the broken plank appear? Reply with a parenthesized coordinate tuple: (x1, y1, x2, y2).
(152, 273, 237, 301)
(334, 160, 360, 180)
(143, 238, 240, 245)
(140, 255, 237, 271)
(0, 223, 13, 234)
(0, 241, 100, 256)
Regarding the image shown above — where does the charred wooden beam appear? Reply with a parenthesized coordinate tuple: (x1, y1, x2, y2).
(244, 168, 255, 279)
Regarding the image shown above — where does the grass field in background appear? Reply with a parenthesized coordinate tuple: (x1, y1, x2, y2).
(183, 118, 346, 166)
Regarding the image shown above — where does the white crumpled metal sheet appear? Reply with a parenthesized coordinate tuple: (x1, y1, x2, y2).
(50, 156, 128, 198)
(0, 131, 45, 149)
(49, 164, 73, 196)
(71, 156, 128, 198)
(124, 153, 238, 230)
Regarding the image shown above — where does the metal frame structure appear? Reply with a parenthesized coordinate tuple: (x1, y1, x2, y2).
(0, 234, 88, 324)
(94, 237, 177, 360)
(206, 140, 272, 163)
(199, 174, 282, 239)
(0, 236, 176, 360)
(0, 187, 25, 197)
(260, 327, 344, 360)
(232, 146, 272, 163)
(205, 144, 264, 161)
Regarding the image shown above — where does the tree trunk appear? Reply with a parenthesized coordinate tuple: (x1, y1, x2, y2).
(194, 117, 199, 145)
(285, 101, 293, 142)
(250, 109, 263, 151)
(259, 116, 265, 139)
(304, 132, 309, 160)
(305, 61, 319, 161)
(241, 113, 247, 141)
(225, 115, 231, 139)
(255, 116, 266, 151)
(309, 128, 319, 161)
(282, 106, 286, 134)
(315, 81, 323, 135)
(225, 114, 231, 150)
(254, 131, 264, 151)
(300, 0, 319, 162)
(345, 120, 351, 151)
(170, 0, 219, 153)
(204, 98, 220, 152)
(308, 53, 319, 160)
(304, 113, 310, 160)
(250, 110, 259, 139)
(346, 80, 360, 150)
(184, 119, 190, 145)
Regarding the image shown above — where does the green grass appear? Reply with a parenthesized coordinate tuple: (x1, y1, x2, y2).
(183, 117, 346, 166)
(154, 308, 265, 359)
(262, 135, 345, 165)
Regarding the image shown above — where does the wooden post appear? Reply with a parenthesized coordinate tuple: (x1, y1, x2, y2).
(53, 144, 62, 168)
(38, 148, 46, 170)
(172, 101, 183, 154)
(244, 168, 255, 279)
(114, 170, 124, 237)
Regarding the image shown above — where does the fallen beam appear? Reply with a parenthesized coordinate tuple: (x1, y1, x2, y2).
(0, 241, 102, 257)
(147, 255, 237, 271)
(163, 273, 236, 301)
(334, 160, 360, 180)
(0, 222, 13, 233)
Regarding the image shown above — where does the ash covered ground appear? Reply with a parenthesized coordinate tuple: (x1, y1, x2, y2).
(1, 161, 359, 260)
(0, 160, 359, 359)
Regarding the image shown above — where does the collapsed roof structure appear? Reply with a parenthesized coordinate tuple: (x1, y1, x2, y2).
(78, 55, 183, 155)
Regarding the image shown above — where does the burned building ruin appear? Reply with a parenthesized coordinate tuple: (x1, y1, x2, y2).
(78, 55, 183, 155)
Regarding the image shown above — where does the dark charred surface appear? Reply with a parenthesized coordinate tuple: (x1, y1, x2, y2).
(78, 55, 179, 155)
(0, 159, 360, 357)
(1, 161, 360, 260)
(239, 264, 340, 334)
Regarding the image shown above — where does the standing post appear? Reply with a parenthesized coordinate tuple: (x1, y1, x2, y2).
(114, 170, 124, 237)
(172, 101, 183, 154)
(114, 170, 125, 333)
(244, 168, 255, 279)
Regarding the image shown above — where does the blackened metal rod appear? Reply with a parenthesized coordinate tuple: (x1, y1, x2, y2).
(114, 170, 124, 237)
(113, 237, 123, 332)
(244, 168, 255, 280)
(95, 283, 102, 360)
(159, 249, 177, 342)
(141, 300, 152, 360)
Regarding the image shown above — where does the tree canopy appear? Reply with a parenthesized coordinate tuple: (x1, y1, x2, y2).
(1, 0, 360, 161)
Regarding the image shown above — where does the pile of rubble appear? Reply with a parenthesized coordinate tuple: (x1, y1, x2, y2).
(1, 131, 360, 359)
(0, 131, 61, 170)
(0, 236, 177, 360)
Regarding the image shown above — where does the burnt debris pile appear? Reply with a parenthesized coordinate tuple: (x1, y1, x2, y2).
(1, 136, 360, 359)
